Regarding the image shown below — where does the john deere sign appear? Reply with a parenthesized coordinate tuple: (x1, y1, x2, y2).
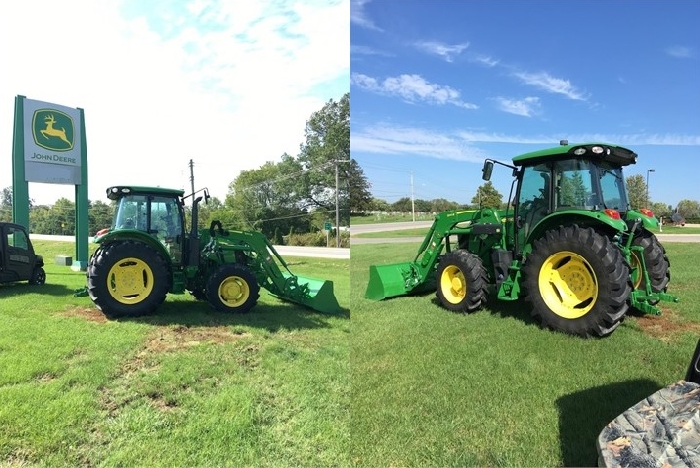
(33, 109, 75, 151)
(12, 95, 89, 270)
(22, 99, 83, 185)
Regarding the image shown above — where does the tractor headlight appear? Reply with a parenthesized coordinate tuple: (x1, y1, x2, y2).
(591, 146, 604, 154)
(573, 147, 587, 155)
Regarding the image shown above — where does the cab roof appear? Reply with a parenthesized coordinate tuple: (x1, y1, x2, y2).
(106, 186, 185, 201)
(512, 142, 638, 167)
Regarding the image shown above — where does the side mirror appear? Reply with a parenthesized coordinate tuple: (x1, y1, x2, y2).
(482, 160, 494, 181)
(204, 189, 211, 205)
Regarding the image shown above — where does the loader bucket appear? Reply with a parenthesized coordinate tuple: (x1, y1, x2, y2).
(273, 272, 341, 314)
(365, 262, 419, 300)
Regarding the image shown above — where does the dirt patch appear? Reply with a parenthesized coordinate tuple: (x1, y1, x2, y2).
(100, 325, 251, 417)
(633, 307, 700, 341)
(143, 325, 249, 353)
(61, 307, 108, 324)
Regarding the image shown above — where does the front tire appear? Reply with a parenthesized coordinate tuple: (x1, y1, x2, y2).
(206, 264, 260, 313)
(87, 241, 170, 318)
(522, 225, 631, 338)
(436, 250, 488, 312)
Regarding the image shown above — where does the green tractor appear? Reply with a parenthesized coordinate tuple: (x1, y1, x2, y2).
(80, 185, 340, 318)
(366, 142, 677, 338)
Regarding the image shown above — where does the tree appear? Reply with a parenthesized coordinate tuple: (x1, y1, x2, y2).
(296, 93, 353, 225)
(431, 198, 459, 212)
(649, 202, 672, 220)
(391, 197, 413, 212)
(471, 182, 503, 209)
(88, 200, 113, 235)
(226, 156, 310, 239)
(626, 174, 647, 209)
(676, 199, 700, 219)
(348, 159, 372, 214)
(0, 187, 12, 222)
(0, 186, 34, 223)
(370, 198, 390, 212)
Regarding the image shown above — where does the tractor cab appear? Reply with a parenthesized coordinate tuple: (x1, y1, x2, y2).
(483, 143, 648, 254)
(99, 186, 187, 265)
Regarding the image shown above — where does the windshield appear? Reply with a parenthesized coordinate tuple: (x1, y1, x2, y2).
(597, 164, 629, 211)
(113, 195, 148, 230)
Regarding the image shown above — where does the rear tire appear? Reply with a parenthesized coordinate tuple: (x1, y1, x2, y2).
(522, 225, 631, 338)
(436, 250, 489, 312)
(630, 229, 670, 304)
(29, 267, 46, 285)
(87, 241, 170, 318)
(206, 264, 260, 313)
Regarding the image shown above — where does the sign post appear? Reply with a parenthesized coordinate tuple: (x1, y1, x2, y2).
(324, 221, 332, 248)
(12, 95, 89, 270)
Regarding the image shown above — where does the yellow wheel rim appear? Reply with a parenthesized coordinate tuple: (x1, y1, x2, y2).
(218, 276, 250, 308)
(440, 265, 467, 304)
(107, 257, 154, 304)
(630, 252, 643, 289)
(538, 251, 597, 319)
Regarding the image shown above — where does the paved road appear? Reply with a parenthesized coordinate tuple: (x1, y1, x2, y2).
(30, 234, 349, 259)
(350, 222, 700, 245)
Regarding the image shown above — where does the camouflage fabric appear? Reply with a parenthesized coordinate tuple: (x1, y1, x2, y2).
(597, 381, 700, 467)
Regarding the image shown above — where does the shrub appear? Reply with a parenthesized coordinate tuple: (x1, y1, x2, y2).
(286, 230, 349, 248)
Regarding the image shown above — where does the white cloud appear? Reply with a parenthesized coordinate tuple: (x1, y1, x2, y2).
(414, 41, 469, 63)
(514, 71, 587, 101)
(666, 45, 693, 59)
(0, 0, 349, 205)
(353, 124, 700, 162)
(350, 0, 382, 31)
(454, 130, 700, 146)
(351, 73, 478, 109)
(473, 55, 500, 67)
(495, 97, 541, 117)
(351, 44, 393, 57)
(352, 125, 488, 161)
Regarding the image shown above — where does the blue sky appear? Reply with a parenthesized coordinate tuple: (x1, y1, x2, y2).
(351, 0, 700, 209)
(0, 0, 348, 205)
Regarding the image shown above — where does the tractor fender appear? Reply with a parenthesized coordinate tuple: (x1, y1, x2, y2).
(93, 229, 171, 264)
(526, 211, 627, 247)
(624, 210, 660, 230)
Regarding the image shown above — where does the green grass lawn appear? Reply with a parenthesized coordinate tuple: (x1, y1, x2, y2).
(351, 242, 700, 467)
(0, 241, 349, 467)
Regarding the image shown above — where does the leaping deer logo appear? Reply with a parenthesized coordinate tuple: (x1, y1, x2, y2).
(41, 114, 72, 146)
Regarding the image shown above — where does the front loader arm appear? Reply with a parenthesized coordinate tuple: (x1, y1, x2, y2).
(366, 209, 498, 300)
(203, 227, 340, 313)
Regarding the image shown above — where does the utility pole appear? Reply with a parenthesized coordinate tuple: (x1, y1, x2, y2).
(646, 168, 655, 208)
(335, 160, 340, 248)
(333, 158, 350, 248)
(189, 159, 195, 197)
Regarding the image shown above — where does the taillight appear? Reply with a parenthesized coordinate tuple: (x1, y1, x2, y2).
(95, 228, 109, 237)
(604, 209, 621, 220)
(639, 209, 654, 217)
